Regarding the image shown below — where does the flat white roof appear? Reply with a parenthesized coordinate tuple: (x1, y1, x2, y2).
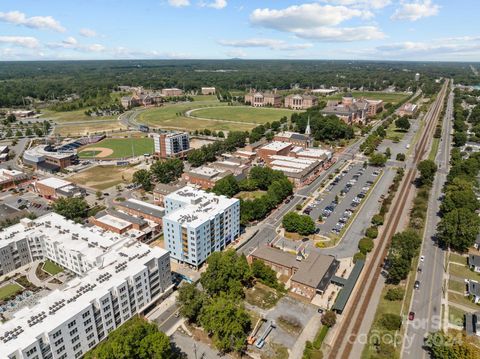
(164, 186, 238, 227)
(189, 166, 223, 177)
(96, 214, 131, 231)
(291, 147, 332, 158)
(269, 155, 317, 166)
(272, 165, 303, 174)
(260, 141, 292, 152)
(36, 177, 71, 189)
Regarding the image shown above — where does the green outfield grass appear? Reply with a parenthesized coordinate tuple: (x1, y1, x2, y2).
(328, 91, 409, 104)
(190, 106, 300, 124)
(0, 283, 23, 301)
(79, 137, 154, 159)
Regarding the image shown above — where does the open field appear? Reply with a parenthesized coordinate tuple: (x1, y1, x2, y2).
(190, 106, 300, 124)
(42, 260, 64, 276)
(79, 137, 153, 159)
(245, 283, 282, 310)
(0, 282, 23, 301)
(448, 305, 465, 326)
(386, 121, 408, 141)
(327, 91, 409, 104)
(69, 165, 137, 190)
(235, 190, 266, 200)
(54, 120, 128, 136)
(137, 100, 221, 125)
(192, 95, 218, 101)
(42, 109, 117, 123)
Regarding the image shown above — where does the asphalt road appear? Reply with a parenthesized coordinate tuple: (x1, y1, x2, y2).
(402, 85, 453, 358)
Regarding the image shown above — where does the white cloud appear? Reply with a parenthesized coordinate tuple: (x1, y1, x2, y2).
(201, 0, 227, 9)
(218, 38, 313, 51)
(0, 36, 39, 48)
(47, 38, 105, 53)
(250, 4, 372, 30)
(79, 28, 97, 37)
(0, 11, 65, 32)
(391, 0, 440, 21)
(62, 37, 78, 46)
(320, 0, 391, 9)
(250, 3, 383, 42)
(168, 0, 190, 7)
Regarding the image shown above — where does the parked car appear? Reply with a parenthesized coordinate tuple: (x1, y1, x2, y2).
(414, 280, 420, 289)
(409, 312, 415, 320)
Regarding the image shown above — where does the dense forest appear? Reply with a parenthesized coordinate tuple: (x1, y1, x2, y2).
(0, 60, 477, 107)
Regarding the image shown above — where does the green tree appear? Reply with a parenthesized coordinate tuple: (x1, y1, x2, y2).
(417, 159, 437, 186)
(425, 331, 479, 359)
(199, 294, 251, 353)
(384, 287, 405, 301)
(369, 152, 387, 167)
(396, 153, 406, 161)
(321, 311, 337, 327)
(365, 226, 378, 239)
(282, 212, 315, 236)
(177, 283, 205, 323)
(212, 175, 240, 197)
(150, 158, 184, 184)
(358, 237, 374, 254)
(52, 197, 88, 222)
(437, 207, 480, 252)
(132, 169, 152, 191)
(379, 313, 402, 330)
(395, 117, 410, 131)
(251, 260, 284, 290)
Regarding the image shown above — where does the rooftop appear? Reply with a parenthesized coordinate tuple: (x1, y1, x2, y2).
(117, 199, 165, 219)
(260, 141, 292, 152)
(36, 177, 72, 190)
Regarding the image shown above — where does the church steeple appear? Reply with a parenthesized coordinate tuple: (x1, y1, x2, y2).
(305, 116, 311, 136)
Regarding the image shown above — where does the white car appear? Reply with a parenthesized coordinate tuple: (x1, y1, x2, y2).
(420, 255, 425, 262)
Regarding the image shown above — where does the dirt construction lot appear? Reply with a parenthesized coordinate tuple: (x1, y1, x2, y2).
(68, 165, 138, 190)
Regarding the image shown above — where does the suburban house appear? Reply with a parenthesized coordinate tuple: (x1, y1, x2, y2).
(468, 254, 480, 273)
(245, 90, 282, 108)
(466, 279, 480, 303)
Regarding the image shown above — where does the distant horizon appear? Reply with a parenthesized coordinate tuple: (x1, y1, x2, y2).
(0, 1, 479, 62)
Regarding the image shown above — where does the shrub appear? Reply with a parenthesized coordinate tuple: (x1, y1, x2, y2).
(396, 153, 406, 161)
(358, 237, 374, 254)
(379, 313, 402, 331)
(384, 287, 405, 301)
(353, 251, 366, 263)
(371, 214, 384, 226)
(321, 311, 337, 327)
(365, 226, 379, 239)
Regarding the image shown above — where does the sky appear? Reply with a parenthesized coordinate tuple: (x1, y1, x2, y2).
(0, 0, 479, 61)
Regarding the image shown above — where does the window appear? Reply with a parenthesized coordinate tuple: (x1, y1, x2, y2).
(67, 320, 76, 328)
(82, 311, 90, 319)
(83, 318, 91, 326)
(52, 330, 62, 339)
(54, 338, 64, 347)
(85, 325, 93, 333)
(87, 333, 95, 340)
(69, 328, 78, 336)
(56, 345, 65, 354)
(88, 341, 96, 348)
(71, 335, 79, 344)
(73, 343, 81, 351)
(26, 347, 37, 356)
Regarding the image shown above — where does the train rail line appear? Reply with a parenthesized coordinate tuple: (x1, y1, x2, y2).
(328, 81, 449, 359)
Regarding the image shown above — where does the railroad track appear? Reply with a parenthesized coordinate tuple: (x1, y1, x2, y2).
(328, 80, 449, 359)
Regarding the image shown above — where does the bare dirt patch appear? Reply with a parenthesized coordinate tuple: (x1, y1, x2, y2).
(79, 147, 114, 158)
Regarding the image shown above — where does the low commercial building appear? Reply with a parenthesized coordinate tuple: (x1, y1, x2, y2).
(233, 149, 256, 161)
(182, 166, 231, 189)
(23, 145, 77, 173)
(161, 88, 183, 97)
(212, 157, 250, 181)
(0, 169, 29, 190)
(290, 146, 333, 162)
(163, 186, 240, 267)
(245, 91, 282, 108)
(397, 102, 418, 117)
(35, 177, 85, 200)
(274, 131, 312, 149)
(268, 155, 322, 186)
(257, 141, 293, 163)
(153, 183, 186, 206)
(0, 214, 172, 359)
(153, 131, 190, 158)
(201, 87, 216, 95)
(248, 246, 339, 300)
(284, 94, 318, 110)
(115, 199, 165, 226)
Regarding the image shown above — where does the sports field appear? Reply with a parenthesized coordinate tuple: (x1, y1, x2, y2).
(78, 137, 154, 159)
(69, 165, 138, 190)
(189, 106, 300, 124)
(327, 91, 409, 104)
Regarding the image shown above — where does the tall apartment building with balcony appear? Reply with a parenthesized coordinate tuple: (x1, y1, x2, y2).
(0, 213, 172, 359)
(163, 186, 240, 267)
(153, 132, 190, 159)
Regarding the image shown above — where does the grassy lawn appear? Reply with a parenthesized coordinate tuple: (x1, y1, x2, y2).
(235, 190, 266, 200)
(42, 260, 64, 276)
(190, 106, 300, 124)
(448, 292, 480, 311)
(449, 252, 467, 265)
(0, 283, 23, 301)
(245, 283, 282, 310)
(41, 109, 117, 123)
(192, 95, 218, 101)
(385, 121, 408, 141)
(449, 262, 480, 281)
(449, 279, 466, 293)
(361, 284, 404, 359)
(54, 120, 127, 136)
(261, 343, 289, 359)
(69, 165, 137, 190)
(79, 137, 154, 159)
(327, 91, 409, 105)
(428, 137, 440, 161)
(448, 305, 465, 326)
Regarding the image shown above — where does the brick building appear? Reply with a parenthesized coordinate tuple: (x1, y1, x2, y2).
(245, 91, 282, 107)
(257, 141, 293, 163)
(284, 94, 318, 110)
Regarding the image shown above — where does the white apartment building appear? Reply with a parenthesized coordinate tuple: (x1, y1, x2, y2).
(153, 132, 190, 158)
(0, 213, 172, 359)
(163, 186, 240, 267)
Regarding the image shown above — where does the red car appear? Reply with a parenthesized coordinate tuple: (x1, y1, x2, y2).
(408, 312, 415, 320)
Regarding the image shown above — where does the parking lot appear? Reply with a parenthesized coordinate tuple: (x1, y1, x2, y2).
(1, 190, 52, 217)
(305, 162, 381, 236)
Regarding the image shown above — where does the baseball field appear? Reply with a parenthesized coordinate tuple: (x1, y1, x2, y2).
(78, 137, 154, 159)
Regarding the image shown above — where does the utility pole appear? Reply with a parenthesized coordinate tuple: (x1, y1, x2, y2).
(193, 343, 197, 359)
